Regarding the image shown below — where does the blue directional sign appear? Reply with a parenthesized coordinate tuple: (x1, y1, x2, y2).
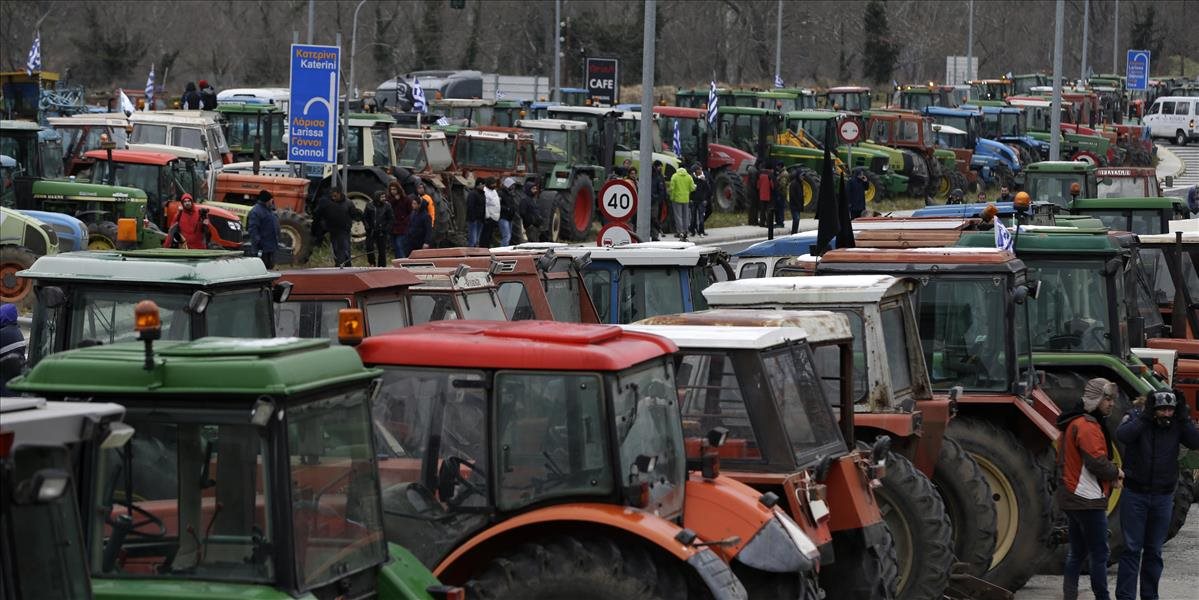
(1126, 49, 1151, 92)
(288, 44, 340, 164)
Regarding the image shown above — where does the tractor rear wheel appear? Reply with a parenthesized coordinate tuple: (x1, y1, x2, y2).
(856, 169, 885, 205)
(346, 191, 372, 244)
(794, 169, 819, 210)
(819, 522, 899, 600)
(713, 171, 746, 212)
(465, 535, 694, 600)
(558, 174, 595, 241)
(873, 450, 953, 600)
(1167, 468, 1194, 541)
(277, 209, 314, 264)
(1070, 150, 1103, 167)
(0, 246, 37, 311)
(87, 221, 120, 250)
(947, 417, 1052, 592)
(932, 435, 998, 577)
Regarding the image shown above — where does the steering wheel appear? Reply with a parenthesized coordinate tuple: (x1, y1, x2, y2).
(108, 500, 167, 539)
(438, 457, 485, 508)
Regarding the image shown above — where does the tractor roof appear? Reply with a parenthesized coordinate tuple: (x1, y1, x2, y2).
(735, 218, 978, 257)
(276, 267, 424, 295)
(357, 320, 676, 371)
(403, 265, 495, 290)
(546, 242, 708, 266)
(1, 120, 42, 131)
(827, 86, 871, 93)
(83, 148, 178, 166)
(931, 123, 967, 135)
(390, 127, 447, 140)
(47, 114, 128, 127)
(703, 274, 911, 306)
(924, 106, 980, 117)
(461, 129, 527, 141)
(9, 338, 377, 397)
(1025, 160, 1096, 173)
(547, 105, 621, 117)
(126, 143, 209, 162)
(0, 398, 126, 450)
(431, 98, 495, 107)
(717, 106, 777, 116)
(1096, 167, 1157, 178)
(653, 106, 705, 119)
(348, 113, 397, 126)
(515, 118, 587, 131)
(818, 247, 1025, 273)
(634, 308, 852, 345)
(622, 324, 809, 350)
(129, 111, 220, 126)
(956, 229, 1121, 254)
(1072, 197, 1182, 209)
(20, 249, 277, 286)
(784, 110, 839, 121)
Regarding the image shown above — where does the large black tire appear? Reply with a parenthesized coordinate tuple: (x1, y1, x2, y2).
(1175, 130, 1189, 146)
(924, 156, 945, 200)
(277, 209, 313, 264)
(1167, 468, 1195, 541)
(731, 563, 808, 600)
(712, 171, 746, 212)
(947, 417, 1053, 591)
(874, 450, 953, 600)
(932, 435, 998, 577)
(0, 246, 37, 311)
(87, 221, 120, 250)
(820, 523, 898, 600)
(948, 170, 969, 201)
(877, 523, 900, 600)
(465, 535, 696, 600)
(558, 174, 594, 241)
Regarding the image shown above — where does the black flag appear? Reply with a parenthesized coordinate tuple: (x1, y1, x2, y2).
(837, 173, 856, 248)
(814, 122, 839, 255)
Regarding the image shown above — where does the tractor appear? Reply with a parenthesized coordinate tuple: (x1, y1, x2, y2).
(775, 110, 899, 205)
(653, 106, 755, 214)
(516, 118, 602, 242)
(863, 110, 964, 200)
(824, 87, 873, 113)
(923, 106, 1022, 191)
(1006, 96, 1115, 167)
(215, 98, 287, 162)
(389, 126, 471, 248)
(962, 104, 1050, 166)
(128, 111, 232, 167)
(0, 206, 58, 309)
(967, 79, 1013, 104)
(47, 113, 129, 174)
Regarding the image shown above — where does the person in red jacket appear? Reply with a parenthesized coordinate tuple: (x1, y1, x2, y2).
(1056, 377, 1123, 600)
(756, 162, 775, 240)
(164, 193, 210, 249)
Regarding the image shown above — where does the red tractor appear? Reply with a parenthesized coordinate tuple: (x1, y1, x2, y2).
(653, 106, 755, 213)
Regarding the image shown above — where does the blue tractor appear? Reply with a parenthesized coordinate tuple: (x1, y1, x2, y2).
(962, 104, 1050, 167)
(924, 106, 1022, 190)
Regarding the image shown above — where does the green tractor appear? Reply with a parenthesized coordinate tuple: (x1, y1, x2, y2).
(776, 110, 903, 204)
(863, 109, 964, 200)
(1, 206, 58, 309)
(215, 100, 287, 162)
(8, 326, 460, 600)
(1007, 97, 1114, 166)
(516, 118, 601, 242)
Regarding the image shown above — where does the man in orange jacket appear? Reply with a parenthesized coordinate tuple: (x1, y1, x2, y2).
(1056, 377, 1124, 600)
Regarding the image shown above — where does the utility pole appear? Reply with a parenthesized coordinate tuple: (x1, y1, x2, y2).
(637, 0, 656, 242)
(554, 0, 562, 102)
(338, 32, 347, 197)
(348, 0, 367, 101)
(1113, 0, 1119, 73)
(1081, 0, 1090, 80)
(1050, 0, 1064, 161)
(967, 0, 974, 82)
(307, 0, 314, 44)
(774, 0, 782, 86)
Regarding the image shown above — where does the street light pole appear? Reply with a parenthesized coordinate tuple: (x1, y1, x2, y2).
(307, 0, 314, 44)
(774, 0, 782, 86)
(967, 0, 974, 82)
(1113, 0, 1119, 73)
(637, 0, 656, 242)
(348, 0, 367, 101)
(554, 0, 562, 102)
(1050, 0, 1065, 161)
(1081, 0, 1090, 80)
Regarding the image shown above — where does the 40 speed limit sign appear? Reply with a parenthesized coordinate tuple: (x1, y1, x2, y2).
(598, 179, 637, 222)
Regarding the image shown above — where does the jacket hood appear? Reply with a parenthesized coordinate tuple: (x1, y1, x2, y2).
(0, 303, 18, 326)
(185, 82, 197, 92)
(1056, 401, 1091, 431)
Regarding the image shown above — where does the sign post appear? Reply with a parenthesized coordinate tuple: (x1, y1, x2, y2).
(585, 58, 619, 106)
(1126, 50, 1150, 92)
(288, 44, 341, 166)
(838, 117, 862, 180)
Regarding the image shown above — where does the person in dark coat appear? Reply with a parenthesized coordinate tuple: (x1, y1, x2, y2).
(789, 170, 805, 234)
(498, 177, 519, 246)
(847, 170, 869, 219)
(1, 303, 26, 395)
(465, 180, 486, 247)
(1114, 391, 1199, 600)
(181, 82, 201, 110)
(689, 164, 710, 237)
(519, 181, 546, 242)
(363, 190, 396, 267)
(405, 196, 434, 256)
(650, 161, 667, 241)
(198, 79, 217, 110)
(311, 188, 362, 267)
(247, 189, 280, 269)
(387, 180, 411, 259)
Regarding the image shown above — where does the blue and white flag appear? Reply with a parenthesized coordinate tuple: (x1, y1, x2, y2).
(495, 89, 505, 100)
(411, 78, 427, 114)
(435, 116, 449, 126)
(774, 74, 784, 88)
(707, 80, 718, 128)
(144, 64, 155, 110)
(25, 32, 41, 76)
(672, 119, 682, 156)
(118, 88, 136, 116)
(994, 223, 1013, 251)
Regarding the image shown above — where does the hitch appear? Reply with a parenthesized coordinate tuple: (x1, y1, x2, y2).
(943, 562, 1013, 600)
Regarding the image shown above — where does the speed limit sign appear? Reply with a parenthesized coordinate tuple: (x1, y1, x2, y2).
(598, 179, 637, 222)
(838, 119, 862, 144)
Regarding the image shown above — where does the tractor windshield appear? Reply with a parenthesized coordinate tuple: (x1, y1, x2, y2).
(716, 112, 763, 154)
(1097, 176, 1153, 198)
(933, 115, 976, 140)
(455, 137, 517, 170)
(762, 342, 848, 464)
(87, 161, 163, 197)
(611, 359, 686, 518)
(544, 277, 584, 322)
(617, 267, 685, 323)
(662, 117, 703, 158)
(897, 119, 927, 145)
(1020, 259, 1117, 353)
(1025, 173, 1088, 208)
(393, 138, 429, 171)
(810, 310, 868, 406)
(998, 112, 1022, 136)
(915, 277, 1012, 391)
(829, 92, 869, 112)
(1140, 246, 1199, 308)
(276, 299, 350, 339)
(525, 128, 582, 164)
(900, 93, 936, 112)
(789, 119, 832, 148)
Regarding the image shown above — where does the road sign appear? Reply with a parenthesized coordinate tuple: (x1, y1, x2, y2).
(586, 58, 619, 106)
(599, 178, 637, 222)
(598, 222, 637, 247)
(1126, 50, 1151, 91)
(838, 119, 862, 144)
(288, 44, 340, 164)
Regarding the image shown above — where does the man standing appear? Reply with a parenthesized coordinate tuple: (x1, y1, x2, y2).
(247, 190, 280, 269)
(387, 180, 410, 259)
(997, 185, 1014, 203)
(650, 160, 667, 241)
(164, 194, 210, 249)
(689, 164, 710, 238)
(312, 188, 361, 267)
(847, 170, 869, 219)
(405, 195, 434, 256)
(757, 161, 775, 239)
(465, 179, 485, 247)
(498, 177, 518, 247)
(181, 82, 201, 110)
(773, 162, 789, 229)
(1115, 391, 1199, 600)
(198, 80, 217, 110)
(519, 181, 545, 243)
(363, 190, 395, 267)
(481, 178, 501, 247)
(1057, 378, 1123, 600)
(668, 164, 695, 242)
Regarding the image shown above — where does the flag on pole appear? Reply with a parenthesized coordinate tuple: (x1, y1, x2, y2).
(706, 81, 718, 128)
(411, 78, 428, 114)
(435, 116, 450, 126)
(672, 120, 682, 156)
(118, 88, 136, 116)
(773, 74, 784, 89)
(994, 222, 1013, 250)
(26, 32, 41, 76)
(144, 64, 155, 110)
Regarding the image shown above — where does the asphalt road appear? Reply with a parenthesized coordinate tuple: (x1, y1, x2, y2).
(1015, 509, 1199, 599)
(1165, 144, 1199, 192)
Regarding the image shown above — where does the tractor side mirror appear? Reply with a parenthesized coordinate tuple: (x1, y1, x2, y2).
(705, 427, 729, 449)
(870, 435, 892, 465)
(271, 281, 293, 303)
(37, 285, 67, 309)
(185, 290, 212, 315)
(812, 454, 835, 484)
(1102, 258, 1122, 277)
(572, 252, 592, 271)
(13, 468, 71, 504)
(1164, 175, 1173, 188)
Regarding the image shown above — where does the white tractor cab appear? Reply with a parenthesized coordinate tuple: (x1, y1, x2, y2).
(1143, 96, 1199, 145)
(545, 105, 680, 174)
(931, 123, 970, 149)
(47, 114, 130, 172)
(402, 264, 509, 322)
(216, 87, 290, 114)
(128, 111, 231, 167)
(497, 241, 734, 324)
(0, 397, 132, 600)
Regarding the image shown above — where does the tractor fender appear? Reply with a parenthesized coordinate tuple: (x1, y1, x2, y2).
(952, 391, 1061, 447)
(823, 453, 884, 533)
(975, 138, 1020, 169)
(707, 143, 753, 174)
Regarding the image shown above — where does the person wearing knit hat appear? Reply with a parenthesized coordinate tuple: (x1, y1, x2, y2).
(1056, 377, 1122, 600)
(248, 188, 280, 268)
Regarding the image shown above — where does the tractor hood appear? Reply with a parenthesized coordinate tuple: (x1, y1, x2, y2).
(32, 179, 148, 201)
(975, 138, 1021, 170)
(707, 143, 753, 173)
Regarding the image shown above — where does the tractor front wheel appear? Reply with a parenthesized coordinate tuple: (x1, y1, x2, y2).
(345, 191, 372, 244)
(87, 221, 120, 250)
(465, 535, 695, 600)
(0, 246, 37, 311)
(712, 171, 746, 212)
(855, 169, 885, 205)
(278, 209, 314, 264)
(932, 435, 998, 577)
(1167, 468, 1194, 541)
(873, 449, 954, 600)
(558, 174, 595, 241)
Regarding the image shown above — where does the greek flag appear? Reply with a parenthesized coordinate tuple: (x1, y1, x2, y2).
(707, 80, 718, 128)
(672, 119, 682, 156)
(144, 64, 155, 109)
(25, 32, 41, 76)
(774, 74, 784, 89)
(411, 78, 427, 114)
(118, 88, 136, 116)
(435, 116, 450, 126)
(994, 223, 1013, 251)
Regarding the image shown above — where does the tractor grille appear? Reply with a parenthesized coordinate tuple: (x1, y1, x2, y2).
(870, 156, 888, 174)
(210, 215, 243, 245)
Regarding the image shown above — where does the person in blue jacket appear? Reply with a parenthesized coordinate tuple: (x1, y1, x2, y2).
(1114, 390, 1199, 600)
(247, 190, 280, 269)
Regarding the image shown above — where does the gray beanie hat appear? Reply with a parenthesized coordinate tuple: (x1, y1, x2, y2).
(1082, 377, 1117, 412)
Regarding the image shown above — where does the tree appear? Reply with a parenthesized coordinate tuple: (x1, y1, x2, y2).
(1129, 5, 1163, 60)
(861, 0, 899, 85)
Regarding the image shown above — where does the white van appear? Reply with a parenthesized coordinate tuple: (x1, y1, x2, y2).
(1143, 96, 1199, 145)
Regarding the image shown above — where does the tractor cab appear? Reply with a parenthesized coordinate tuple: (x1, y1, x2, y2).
(128, 111, 231, 166)
(400, 264, 507, 323)
(893, 85, 956, 111)
(515, 118, 591, 182)
(824, 87, 873, 113)
(1023, 161, 1098, 208)
(967, 79, 1012, 103)
(47, 114, 129, 174)
(715, 106, 780, 158)
(275, 267, 427, 339)
(962, 104, 1049, 163)
(1070, 197, 1188, 235)
(1096, 167, 1163, 198)
(451, 128, 537, 182)
(20, 249, 284, 366)
(9, 330, 454, 599)
(215, 98, 287, 162)
(1137, 227, 1199, 338)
